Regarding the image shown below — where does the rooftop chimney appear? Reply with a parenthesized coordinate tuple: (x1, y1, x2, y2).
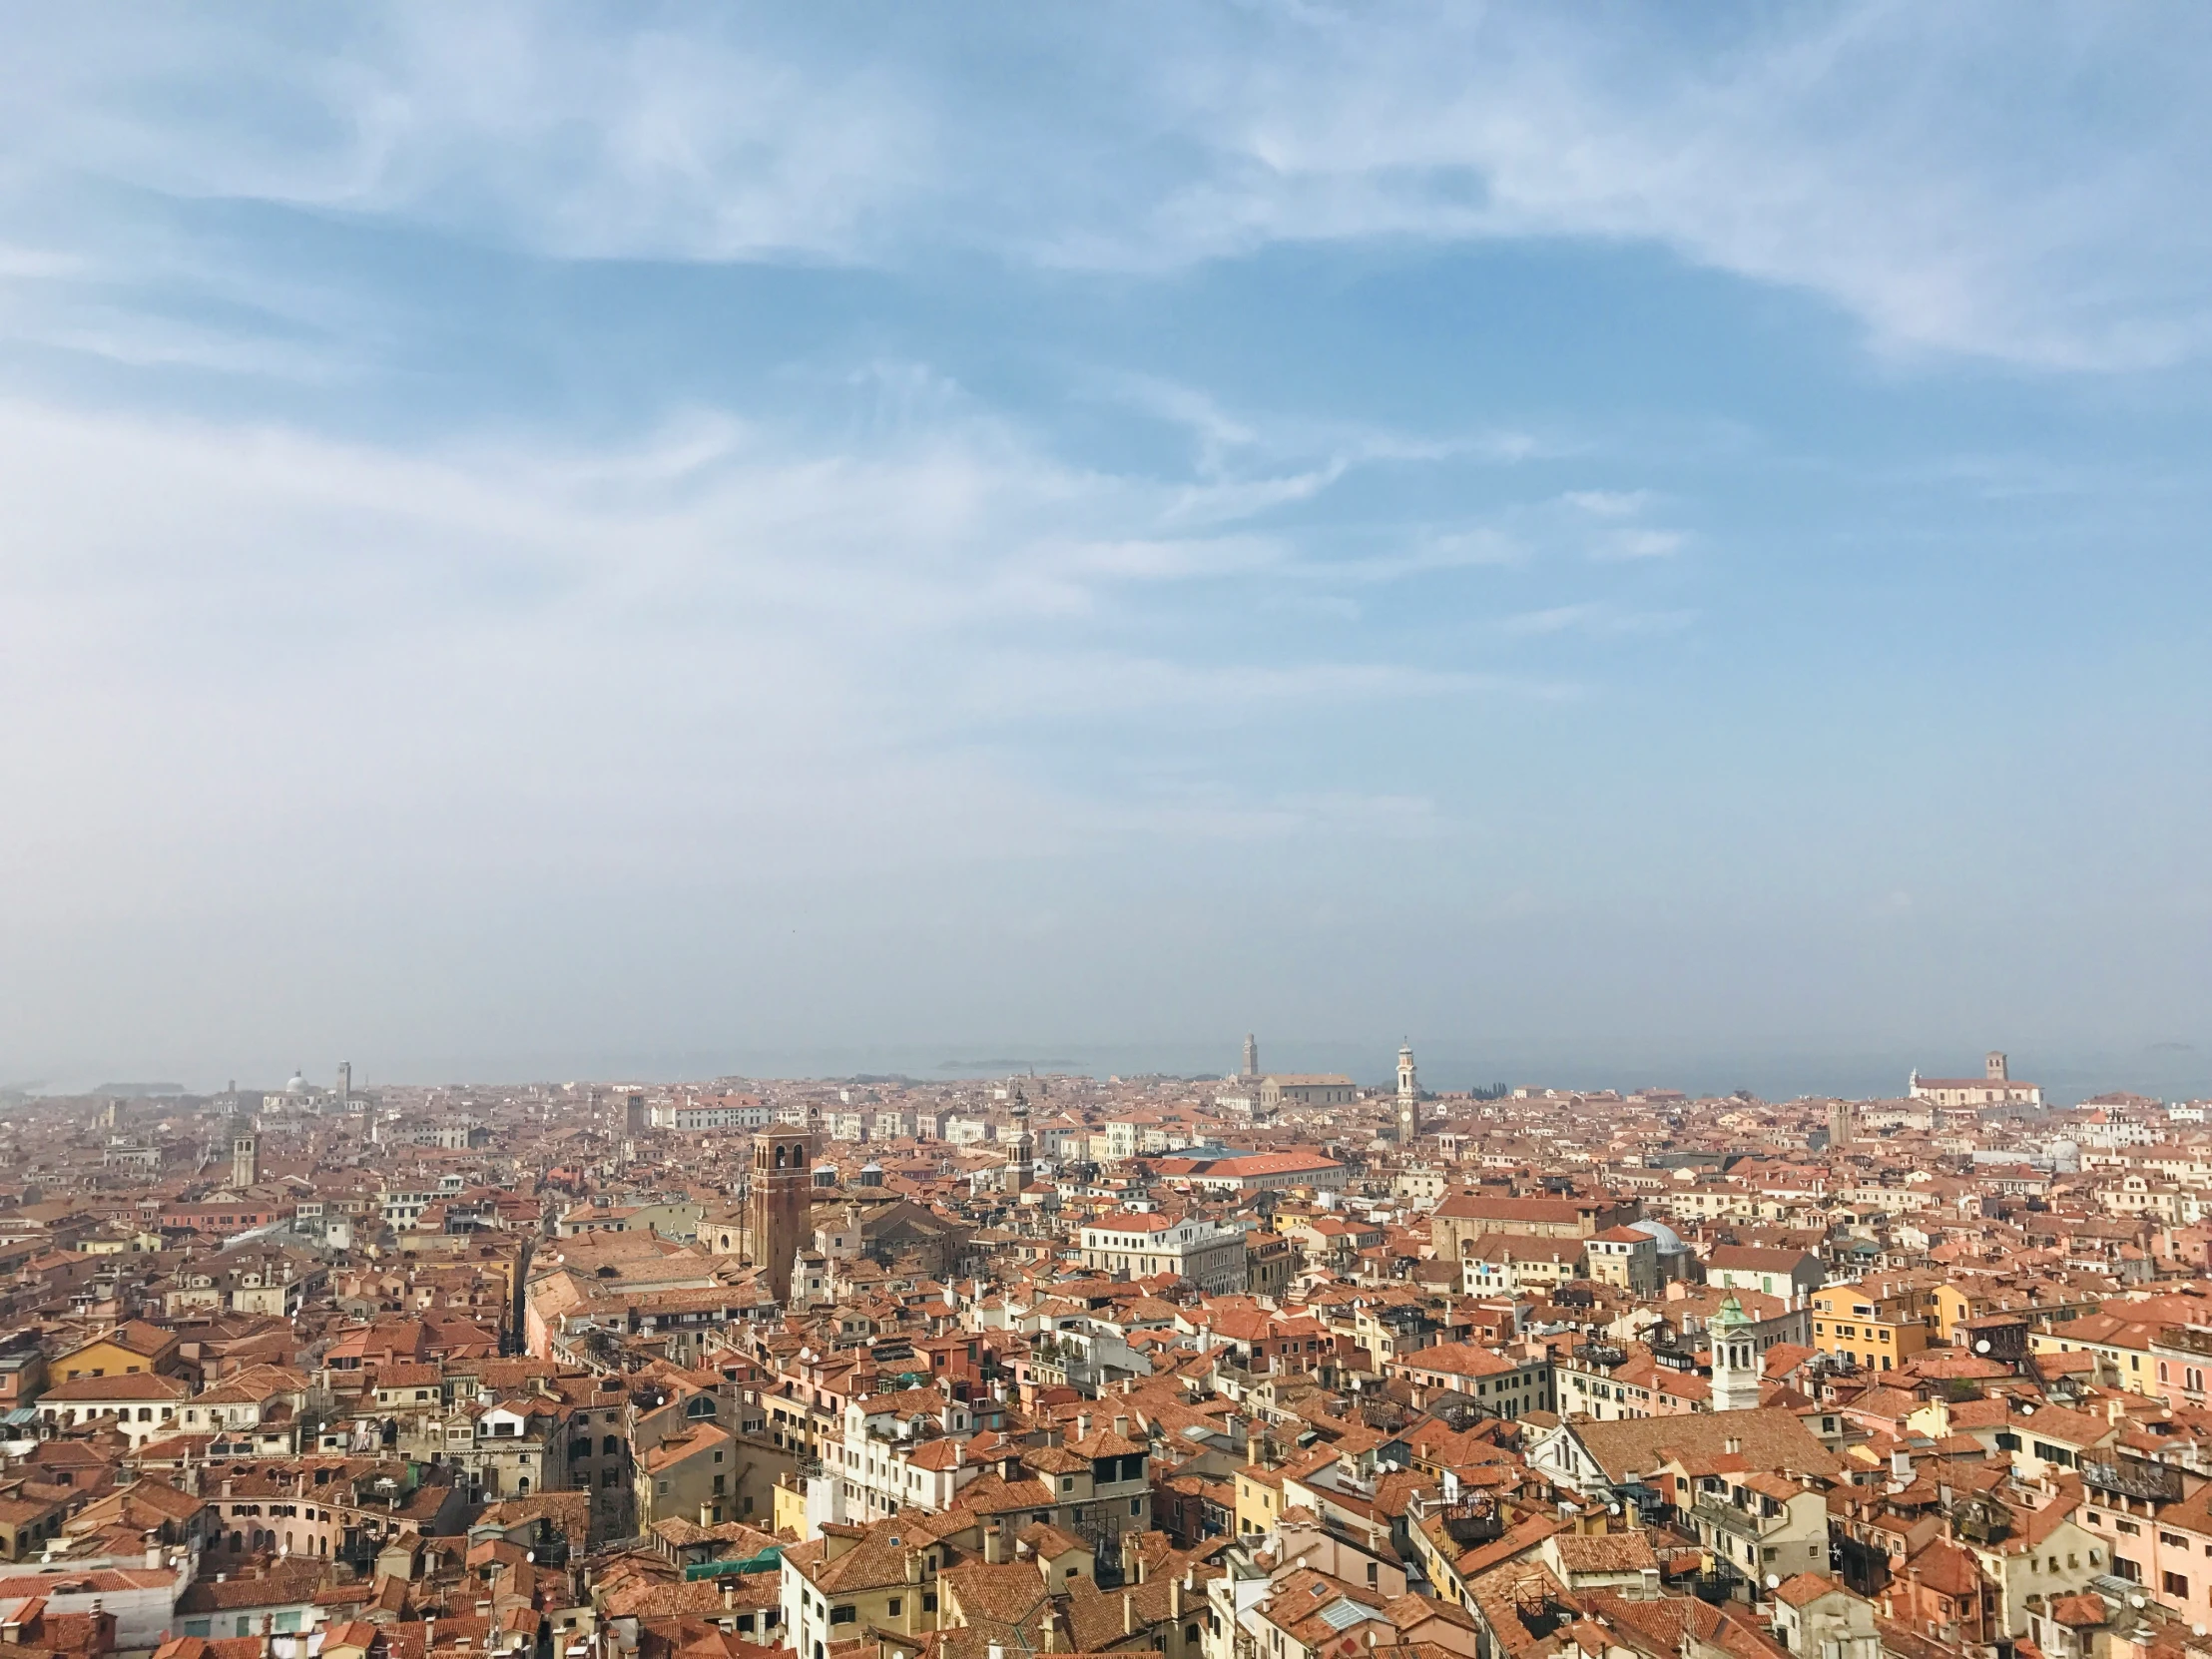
(984, 1522, 1004, 1565)
(1114, 1414, 1129, 1441)
(1076, 1412, 1091, 1440)
(1123, 1593, 1137, 1637)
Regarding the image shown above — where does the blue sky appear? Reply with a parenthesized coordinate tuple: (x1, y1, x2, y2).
(4, 3, 2211, 1090)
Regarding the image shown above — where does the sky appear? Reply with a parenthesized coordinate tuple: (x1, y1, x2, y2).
(4, 3, 2212, 1095)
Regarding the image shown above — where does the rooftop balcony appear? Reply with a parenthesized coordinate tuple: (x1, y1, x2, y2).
(1690, 1496, 1783, 1540)
(2081, 1458, 2183, 1504)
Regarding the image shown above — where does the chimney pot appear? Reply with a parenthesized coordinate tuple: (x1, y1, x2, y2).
(1123, 1592, 1136, 1637)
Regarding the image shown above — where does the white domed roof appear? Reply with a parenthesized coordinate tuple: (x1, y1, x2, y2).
(284, 1071, 308, 1093)
(1629, 1219, 1687, 1256)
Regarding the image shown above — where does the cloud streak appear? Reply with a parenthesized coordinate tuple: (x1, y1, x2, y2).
(3, 4, 2202, 368)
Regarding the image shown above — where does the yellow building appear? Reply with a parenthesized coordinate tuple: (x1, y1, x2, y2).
(1809, 1288, 1928, 1373)
(54, 1321, 181, 1382)
(2026, 1312, 2162, 1395)
(772, 1473, 808, 1541)
(1235, 1464, 1285, 1536)
(1931, 1284, 2100, 1347)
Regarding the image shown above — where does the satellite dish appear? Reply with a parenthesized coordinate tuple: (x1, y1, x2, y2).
(2131, 1594, 2148, 1610)
(1765, 1574, 1781, 1589)
(2192, 1625, 2205, 1638)
(1974, 1341, 1991, 1355)
(1608, 1502, 1622, 1515)
(2018, 1404, 2034, 1415)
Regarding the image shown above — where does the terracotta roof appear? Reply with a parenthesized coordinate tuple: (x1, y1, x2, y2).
(1560, 1406, 1841, 1484)
(1774, 1573, 1844, 1609)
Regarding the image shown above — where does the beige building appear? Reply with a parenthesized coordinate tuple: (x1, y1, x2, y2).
(1772, 1576, 1880, 1659)
(1687, 1466, 1833, 1589)
(1584, 1226, 1659, 1298)
(1909, 1052, 2042, 1107)
(1078, 1213, 1247, 1293)
(632, 1375, 794, 1530)
(37, 1372, 190, 1444)
(1258, 1075, 1357, 1110)
(1428, 1192, 1641, 1260)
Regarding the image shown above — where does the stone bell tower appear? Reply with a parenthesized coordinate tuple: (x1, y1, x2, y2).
(1003, 1085, 1034, 1200)
(1395, 1043, 1419, 1146)
(748, 1126, 817, 1307)
(1710, 1292, 1763, 1412)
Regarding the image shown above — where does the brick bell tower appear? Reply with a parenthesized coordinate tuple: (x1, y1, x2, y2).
(748, 1125, 817, 1307)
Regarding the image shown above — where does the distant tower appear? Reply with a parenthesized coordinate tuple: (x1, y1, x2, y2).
(1396, 1043, 1419, 1146)
(1827, 1099, 1855, 1150)
(1004, 1085, 1035, 1200)
(748, 1126, 818, 1306)
(1242, 1034, 1259, 1080)
(337, 1060, 352, 1104)
(232, 1132, 259, 1191)
(1709, 1293, 1762, 1412)
(1986, 1051, 2009, 1082)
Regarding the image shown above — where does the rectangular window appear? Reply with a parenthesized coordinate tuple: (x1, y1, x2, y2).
(2167, 1572, 2190, 1599)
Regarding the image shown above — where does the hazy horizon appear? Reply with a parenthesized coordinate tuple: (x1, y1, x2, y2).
(16, 1037, 2212, 1111)
(5, 7, 2210, 1076)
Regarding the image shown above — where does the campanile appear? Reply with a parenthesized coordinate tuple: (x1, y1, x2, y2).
(749, 1125, 817, 1306)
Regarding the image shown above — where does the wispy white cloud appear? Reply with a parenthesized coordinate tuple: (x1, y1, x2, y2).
(1596, 528, 1687, 561)
(2, 4, 2202, 369)
(1118, 3, 2212, 369)
(1563, 489, 1654, 519)
(0, 388, 1583, 930)
(1499, 603, 1696, 638)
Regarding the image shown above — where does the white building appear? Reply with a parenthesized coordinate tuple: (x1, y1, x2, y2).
(806, 1387, 982, 1528)
(1078, 1211, 1247, 1293)
(654, 1099, 772, 1131)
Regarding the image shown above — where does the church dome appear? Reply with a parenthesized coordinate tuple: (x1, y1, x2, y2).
(1628, 1219, 1686, 1256)
(284, 1071, 308, 1094)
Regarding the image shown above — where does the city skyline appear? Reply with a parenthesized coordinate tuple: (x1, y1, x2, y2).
(21, 1035, 2212, 1118)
